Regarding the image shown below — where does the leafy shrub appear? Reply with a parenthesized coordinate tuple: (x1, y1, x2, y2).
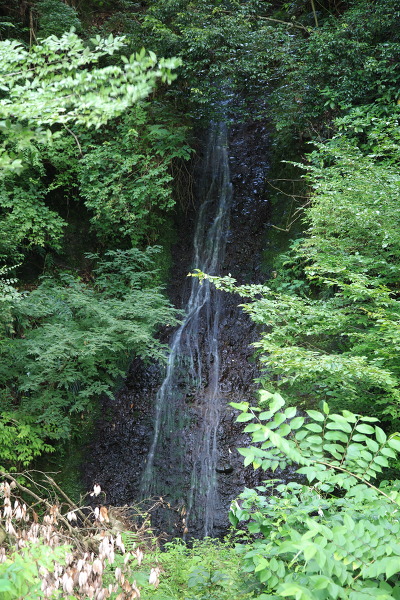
(268, 0, 400, 141)
(193, 127, 400, 421)
(139, 537, 254, 600)
(36, 0, 83, 38)
(0, 247, 178, 467)
(78, 103, 192, 245)
(230, 390, 400, 599)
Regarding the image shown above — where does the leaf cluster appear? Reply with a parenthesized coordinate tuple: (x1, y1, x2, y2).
(195, 119, 400, 421)
(0, 31, 181, 174)
(78, 103, 192, 245)
(230, 392, 400, 599)
(0, 248, 178, 467)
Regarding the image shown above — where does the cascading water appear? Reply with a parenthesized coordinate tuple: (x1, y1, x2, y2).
(140, 122, 232, 536)
(84, 119, 270, 538)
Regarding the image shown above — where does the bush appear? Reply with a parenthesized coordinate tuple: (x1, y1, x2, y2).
(0, 248, 178, 468)
(229, 390, 400, 599)
(139, 537, 255, 600)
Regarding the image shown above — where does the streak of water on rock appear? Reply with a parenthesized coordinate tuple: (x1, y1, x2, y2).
(140, 123, 232, 536)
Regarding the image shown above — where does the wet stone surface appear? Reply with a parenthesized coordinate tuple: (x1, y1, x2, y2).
(84, 120, 272, 540)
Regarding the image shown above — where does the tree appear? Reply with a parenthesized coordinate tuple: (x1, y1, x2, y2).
(0, 30, 180, 173)
(0, 29, 182, 467)
(0, 248, 179, 469)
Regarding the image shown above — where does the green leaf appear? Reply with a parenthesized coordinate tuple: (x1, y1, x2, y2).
(277, 423, 292, 437)
(325, 430, 348, 443)
(388, 437, 400, 453)
(386, 557, 400, 579)
(291, 417, 305, 429)
(231, 402, 249, 411)
(248, 522, 261, 534)
(326, 420, 352, 433)
(306, 410, 325, 422)
(285, 406, 297, 419)
(322, 402, 330, 415)
(244, 455, 254, 467)
(304, 544, 317, 561)
(259, 411, 273, 420)
(255, 558, 269, 573)
(305, 423, 323, 433)
(244, 423, 262, 433)
(0, 580, 13, 592)
(237, 412, 254, 422)
(374, 455, 389, 468)
(269, 393, 285, 414)
(381, 447, 396, 459)
(228, 511, 238, 527)
(375, 426, 387, 444)
(270, 412, 287, 428)
(343, 513, 355, 531)
(311, 575, 330, 590)
(356, 424, 375, 434)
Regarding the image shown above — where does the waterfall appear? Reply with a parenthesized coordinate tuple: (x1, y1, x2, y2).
(83, 119, 269, 536)
(140, 122, 232, 536)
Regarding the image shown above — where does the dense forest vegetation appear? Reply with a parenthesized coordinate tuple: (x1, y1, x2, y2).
(1, 0, 400, 598)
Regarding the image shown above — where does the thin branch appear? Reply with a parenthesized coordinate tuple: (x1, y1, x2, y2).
(270, 223, 292, 232)
(64, 126, 83, 156)
(257, 15, 310, 32)
(29, 10, 37, 47)
(267, 180, 309, 199)
(310, 0, 319, 27)
(0, 471, 74, 532)
(42, 474, 88, 524)
(316, 461, 397, 505)
(270, 207, 309, 232)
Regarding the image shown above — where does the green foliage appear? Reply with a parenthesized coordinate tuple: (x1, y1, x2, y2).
(230, 391, 400, 599)
(36, 0, 82, 38)
(0, 96, 190, 263)
(137, 0, 278, 118)
(0, 30, 181, 174)
(193, 119, 400, 421)
(300, 139, 400, 286)
(335, 104, 400, 164)
(0, 265, 20, 335)
(0, 541, 69, 599)
(0, 28, 184, 265)
(138, 537, 254, 599)
(78, 103, 192, 245)
(0, 414, 54, 471)
(267, 0, 400, 141)
(257, 136, 400, 418)
(0, 20, 187, 471)
(0, 248, 178, 467)
(0, 174, 65, 262)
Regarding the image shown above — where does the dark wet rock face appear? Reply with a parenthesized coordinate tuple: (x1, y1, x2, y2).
(84, 120, 270, 539)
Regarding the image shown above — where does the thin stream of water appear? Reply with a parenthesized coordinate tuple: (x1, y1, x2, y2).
(140, 123, 232, 536)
